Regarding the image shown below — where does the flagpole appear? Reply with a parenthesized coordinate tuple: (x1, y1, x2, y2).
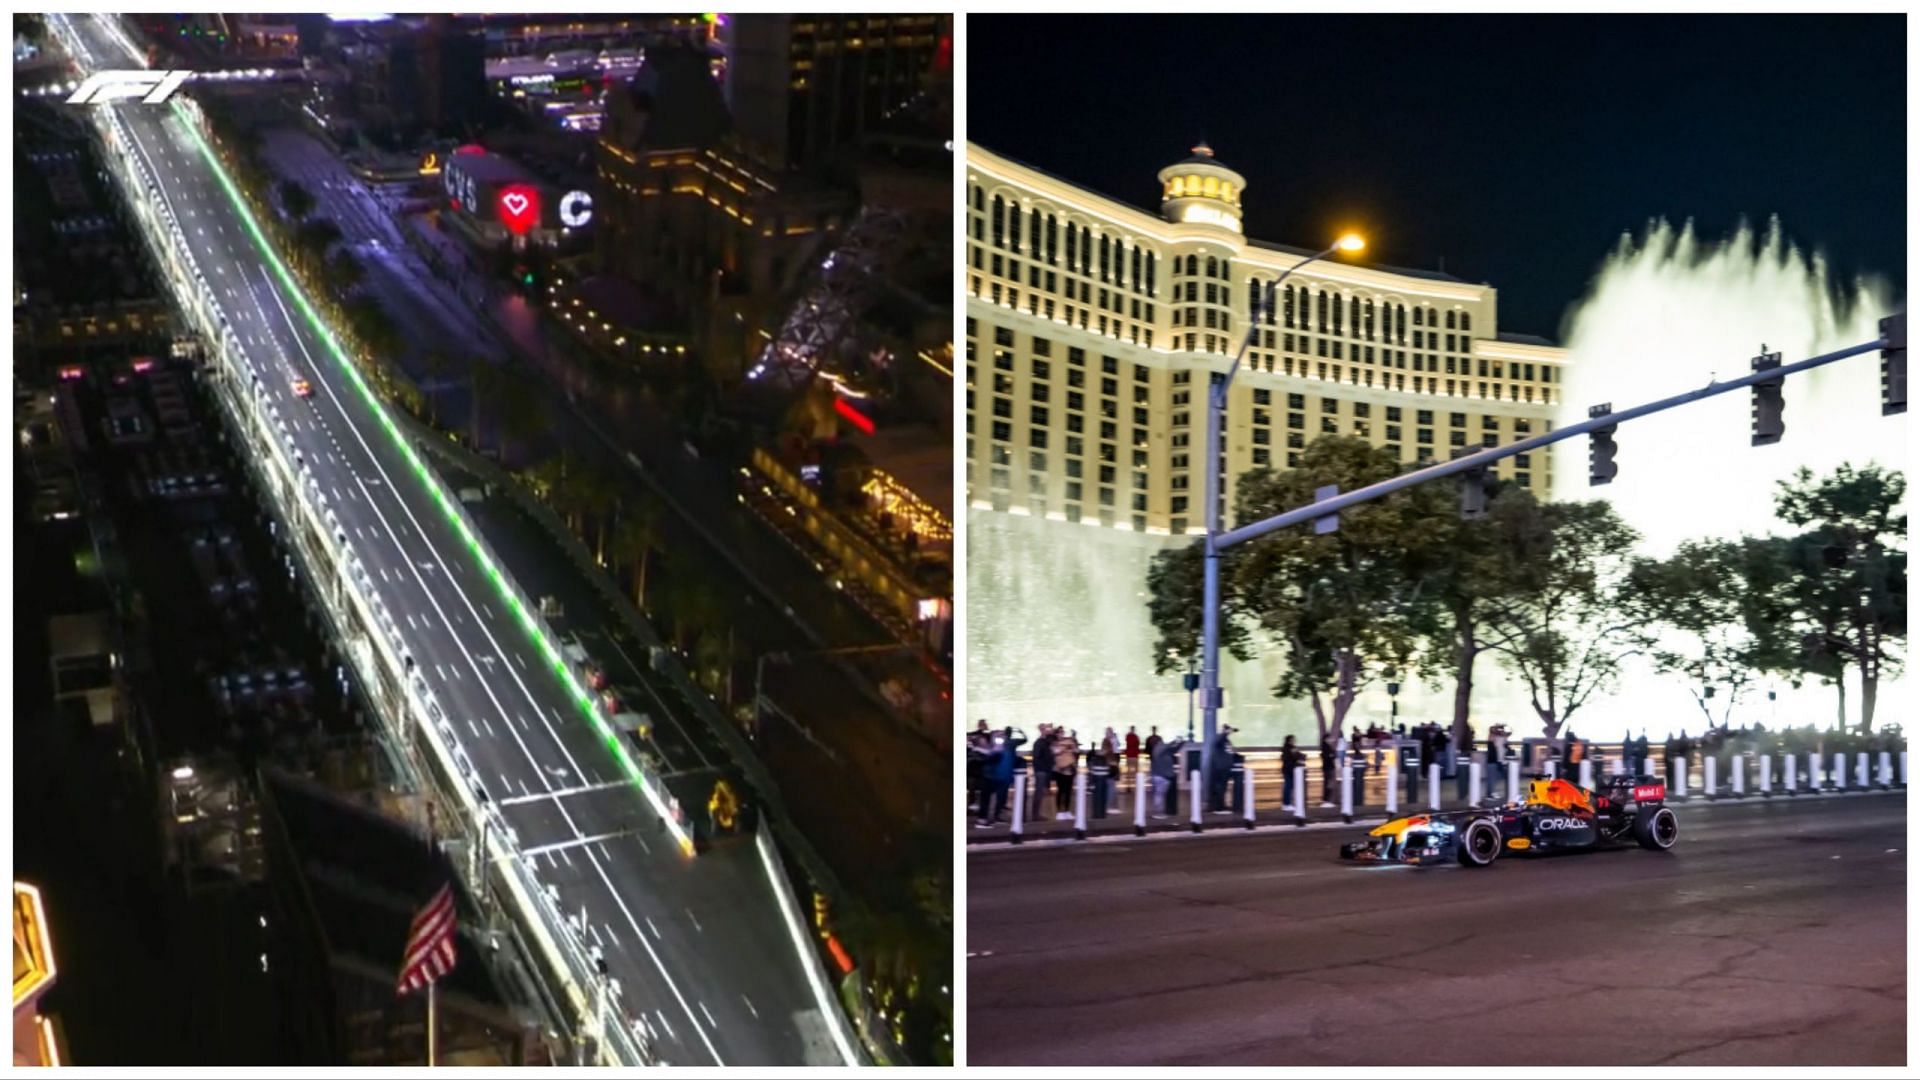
(427, 979, 439, 1067)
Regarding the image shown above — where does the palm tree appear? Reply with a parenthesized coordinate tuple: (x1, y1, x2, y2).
(295, 217, 343, 270)
(418, 348, 453, 430)
(278, 178, 314, 222)
(568, 464, 620, 565)
(610, 508, 660, 611)
(325, 250, 366, 299)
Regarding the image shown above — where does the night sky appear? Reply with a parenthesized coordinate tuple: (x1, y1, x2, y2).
(968, 14, 1906, 340)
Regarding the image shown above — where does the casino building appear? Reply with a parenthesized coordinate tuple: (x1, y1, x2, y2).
(966, 142, 1568, 533)
(964, 141, 1571, 736)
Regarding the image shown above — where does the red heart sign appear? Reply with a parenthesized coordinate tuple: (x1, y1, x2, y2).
(497, 184, 540, 236)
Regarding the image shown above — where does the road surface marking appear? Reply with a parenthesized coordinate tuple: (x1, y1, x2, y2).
(645, 917, 661, 940)
(686, 908, 702, 933)
(698, 1001, 717, 1030)
(656, 1011, 675, 1042)
(496, 778, 630, 806)
(467, 720, 479, 737)
(605, 924, 620, 947)
(740, 994, 757, 1019)
(519, 828, 639, 860)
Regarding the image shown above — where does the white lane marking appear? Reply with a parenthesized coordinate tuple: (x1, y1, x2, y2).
(467, 720, 479, 737)
(645, 917, 661, 940)
(686, 908, 702, 933)
(656, 1010, 675, 1042)
(480, 715, 496, 738)
(740, 994, 757, 1019)
(558, 847, 574, 867)
(698, 1001, 717, 1030)
(605, 925, 619, 947)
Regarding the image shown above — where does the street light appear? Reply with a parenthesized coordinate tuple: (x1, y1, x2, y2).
(1198, 233, 1366, 786)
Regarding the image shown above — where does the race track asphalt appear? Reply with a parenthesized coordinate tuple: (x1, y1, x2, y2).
(967, 793, 1906, 1066)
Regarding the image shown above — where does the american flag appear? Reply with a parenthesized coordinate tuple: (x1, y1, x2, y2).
(396, 883, 459, 995)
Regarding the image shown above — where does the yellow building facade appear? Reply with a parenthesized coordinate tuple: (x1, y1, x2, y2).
(965, 142, 1568, 534)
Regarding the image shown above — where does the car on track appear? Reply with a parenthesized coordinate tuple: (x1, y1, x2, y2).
(1340, 775, 1679, 867)
(291, 376, 313, 398)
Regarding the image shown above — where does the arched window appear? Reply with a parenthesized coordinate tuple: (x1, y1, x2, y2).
(1145, 252, 1157, 295)
(1131, 246, 1142, 291)
(1446, 309, 1456, 330)
(1317, 289, 1329, 333)
(991, 195, 1005, 247)
(1184, 254, 1199, 277)
(1008, 203, 1022, 253)
(972, 185, 984, 212)
(1332, 293, 1344, 335)
(1248, 279, 1261, 323)
(1065, 222, 1077, 268)
(1046, 214, 1058, 265)
(1206, 256, 1219, 279)
(1460, 312, 1471, 332)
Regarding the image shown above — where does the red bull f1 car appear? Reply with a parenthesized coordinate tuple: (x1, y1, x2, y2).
(1339, 775, 1679, 867)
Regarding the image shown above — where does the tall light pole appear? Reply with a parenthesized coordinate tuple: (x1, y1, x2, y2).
(1199, 234, 1364, 790)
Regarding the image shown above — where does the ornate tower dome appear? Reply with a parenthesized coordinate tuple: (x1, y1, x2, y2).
(1156, 141, 1247, 233)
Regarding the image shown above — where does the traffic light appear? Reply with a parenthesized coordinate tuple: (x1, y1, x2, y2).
(1453, 447, 1492, 520)
(1883, 312, 1906, 416)
(1587, 403, 1618, 486)
(1750, 348, 1784, 445)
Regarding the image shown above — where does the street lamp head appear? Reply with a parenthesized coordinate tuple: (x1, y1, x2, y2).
(1335, 233, 1366, 253)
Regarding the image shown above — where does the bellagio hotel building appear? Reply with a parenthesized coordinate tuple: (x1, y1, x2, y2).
(965, 142, 1570, 536)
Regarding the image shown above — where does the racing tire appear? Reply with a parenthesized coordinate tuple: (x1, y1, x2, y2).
(1634, 806, 1679, 851)
(1456, 818, 1502, 867)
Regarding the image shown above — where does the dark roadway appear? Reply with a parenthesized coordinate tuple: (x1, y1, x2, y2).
(968, 795, 1905, 1067)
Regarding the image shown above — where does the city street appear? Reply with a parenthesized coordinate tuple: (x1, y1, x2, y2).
(56, 15, 830, 1065)
(968, 795, 1905, 1066)
(244, 120, 948, 870)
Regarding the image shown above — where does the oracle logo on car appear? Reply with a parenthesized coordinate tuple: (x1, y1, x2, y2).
(497, 184, 540, 236)
(1535, 817, 1589, 831)
(1633, 784, 1666, 802)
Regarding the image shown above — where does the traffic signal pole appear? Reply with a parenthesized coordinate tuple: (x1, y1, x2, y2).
(1196, 317, 1899, 771)
(1219, 333, 1887, 551)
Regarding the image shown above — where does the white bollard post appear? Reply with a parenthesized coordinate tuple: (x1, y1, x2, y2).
(1857, 752, 1870, 790)
(1189, 769, 1203, 833)
(1010, 772, 1026, 843)
(1545, 759, 1557, 781)
(1469, 761, 1484, 806)
(1428, 763, 1442, 811)
(1292, 765, 1307, 826)
(1579, 758, 1594, 791)
(1340, 762, 1354, 823)
(1073, 770, 1088, 840)
(1134, 767, 1148, 837)
(1243, 762, 1256, 830)
(1901, 751, 1908, 787)
(1833, 752, 1847, 791)
(1732, 755, 1745, 797)
(1758, 753, 1771, 797)
(1807, 752, 1821, 791)
(1674, 758, 1687, 799)
(1508, 759, 1521, 804)
(1385, 748, 1399, 815)
(1785, 754, 1798, 795)
(1704, 755, 1717, 800)
(1878, 751, 1892, 789)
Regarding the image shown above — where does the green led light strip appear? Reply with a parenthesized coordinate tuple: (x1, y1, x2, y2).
(172, 104, 693, 854)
